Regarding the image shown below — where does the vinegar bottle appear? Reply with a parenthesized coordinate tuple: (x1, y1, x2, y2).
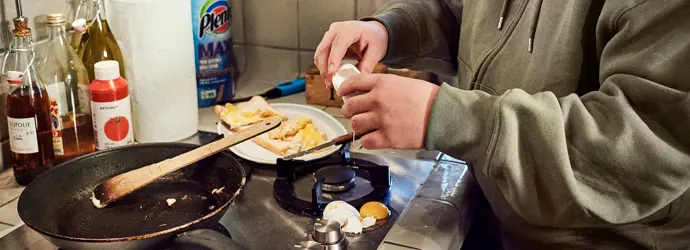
(78, 0, 126, 82)
(67, 0, 96, 50)
(40, 13, 96, 164)
(89, 60, 133, 150)
(4, 17, 55, 185)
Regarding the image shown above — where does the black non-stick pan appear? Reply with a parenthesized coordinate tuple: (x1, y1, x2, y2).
(17, 143, 247, 250)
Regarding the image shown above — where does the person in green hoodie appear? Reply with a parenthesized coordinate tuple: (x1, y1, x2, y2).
(314, 0, 690, 249)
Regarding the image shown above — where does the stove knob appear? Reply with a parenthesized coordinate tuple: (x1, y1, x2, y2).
(312, 220, 343, 245)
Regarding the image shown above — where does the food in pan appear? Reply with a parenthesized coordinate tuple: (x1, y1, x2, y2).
(215, 96, 329, 156)
(211, 187, 225, 194)
(166, 198, 177, 207)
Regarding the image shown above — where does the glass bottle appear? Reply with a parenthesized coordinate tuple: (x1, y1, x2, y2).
(40, 13, 95, 164)
(3, 17, 54, 185)
(67, 0, 96, 50)
(78, 0, 126, 82)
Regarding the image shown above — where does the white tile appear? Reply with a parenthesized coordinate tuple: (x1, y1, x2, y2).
(231, 0, 244, 44)
(233, 81, 274, 99)
(268, 92, 307, 105)
(0, 170, 21, 190)
(233, 45, 247, 78)
(0, 223, 13, 238)
(245, 0, 298, 48)
(0, 198, 21, 225)
(198, 107, 219, 133)
(298, 0, 355, 50)
(0, 187, 23, 206)
(357, 0, 393, 18)
(298, 51, 315, 76)
(241, 46, 300, 86)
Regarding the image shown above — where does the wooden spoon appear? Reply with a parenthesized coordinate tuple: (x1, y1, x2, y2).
(91, 118, 282, 208)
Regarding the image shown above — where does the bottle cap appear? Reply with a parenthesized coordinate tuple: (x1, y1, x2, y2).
(72, 19, 87, 33)
(94, 60, 121, 81)
(7, 71, 23, 84)
(46, 13, 66, 25)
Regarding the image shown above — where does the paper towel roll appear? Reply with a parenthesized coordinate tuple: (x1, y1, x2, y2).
(106, 0, 199, 142)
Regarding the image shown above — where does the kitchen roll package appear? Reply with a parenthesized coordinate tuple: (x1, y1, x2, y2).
(106, 0, 199, 142)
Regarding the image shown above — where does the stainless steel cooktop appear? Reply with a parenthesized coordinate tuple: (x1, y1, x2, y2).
(0, 131, 475, 250)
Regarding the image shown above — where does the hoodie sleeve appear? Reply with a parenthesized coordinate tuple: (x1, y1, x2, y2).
(425, 1, 690, 227)
(360, 0, 462, 76)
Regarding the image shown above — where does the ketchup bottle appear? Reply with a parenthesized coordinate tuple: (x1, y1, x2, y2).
(88, 60, 133, 150)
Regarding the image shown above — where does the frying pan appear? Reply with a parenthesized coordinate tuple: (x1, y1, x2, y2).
(17, 142, 247, 250)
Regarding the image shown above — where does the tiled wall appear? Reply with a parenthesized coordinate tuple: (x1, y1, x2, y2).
(232, 0, 392, 87)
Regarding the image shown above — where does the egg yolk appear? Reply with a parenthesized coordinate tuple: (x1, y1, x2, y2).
(359, 201, 389, 220)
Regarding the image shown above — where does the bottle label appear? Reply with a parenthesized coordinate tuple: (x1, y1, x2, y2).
(192, 0, 235, 107)
(50, 99, 65, 155)
(91, 96, 134, 150)
(46, 82, 68, 114)
(8, 117, 39, 154)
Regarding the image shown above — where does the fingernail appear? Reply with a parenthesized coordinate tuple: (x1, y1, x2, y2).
(328, 63, 337, 74)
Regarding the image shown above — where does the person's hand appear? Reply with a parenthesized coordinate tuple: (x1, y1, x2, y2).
(314, 21, 388, 88)
(339, 74, 440, 149)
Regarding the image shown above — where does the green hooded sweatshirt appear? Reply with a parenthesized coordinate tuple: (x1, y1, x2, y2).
(364, 0, 690, 249)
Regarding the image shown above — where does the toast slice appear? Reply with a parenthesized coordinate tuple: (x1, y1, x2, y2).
(216, 96, 332, 157)
(214, 96, 286, 130)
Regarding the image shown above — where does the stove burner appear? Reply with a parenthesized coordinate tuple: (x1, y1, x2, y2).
(274, 144, 391, 217)
(313, 166, 356, 193)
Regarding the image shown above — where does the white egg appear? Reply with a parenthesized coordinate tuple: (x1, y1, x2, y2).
(323, 201, 361, 226)
(341, 216, 363, 234)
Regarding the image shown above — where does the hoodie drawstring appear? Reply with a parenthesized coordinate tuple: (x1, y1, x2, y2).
(528, 0, 543, 52)
(497, 0, 544, 52)
(498, 0, 511, 30)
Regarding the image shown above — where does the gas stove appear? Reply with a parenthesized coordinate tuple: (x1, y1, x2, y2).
(0, 131, 450, 250)
(274, 144, 392, 217)
(219, 143, 438, 249)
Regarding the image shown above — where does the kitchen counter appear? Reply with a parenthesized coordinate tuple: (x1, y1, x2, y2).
(0, 90, 478, 249)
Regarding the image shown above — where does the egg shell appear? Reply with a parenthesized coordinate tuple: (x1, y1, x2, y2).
(342, 216, 363, 234)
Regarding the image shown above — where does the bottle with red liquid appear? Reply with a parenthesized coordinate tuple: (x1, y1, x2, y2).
(89, 60, 133, 150)
(3, 17, 55, 185)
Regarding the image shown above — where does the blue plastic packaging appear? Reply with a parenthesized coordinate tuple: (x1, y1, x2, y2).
(191, 0, 235, 107)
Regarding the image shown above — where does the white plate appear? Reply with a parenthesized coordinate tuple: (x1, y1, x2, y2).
(217, 103, 348, 164)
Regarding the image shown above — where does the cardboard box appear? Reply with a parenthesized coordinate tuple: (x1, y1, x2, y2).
(305, 64, 431, 107)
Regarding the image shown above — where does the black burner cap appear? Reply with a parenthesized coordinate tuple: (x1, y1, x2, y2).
(314, 166, 356, 185)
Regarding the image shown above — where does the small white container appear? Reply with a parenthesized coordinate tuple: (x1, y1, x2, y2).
(331, 64, 363, 102)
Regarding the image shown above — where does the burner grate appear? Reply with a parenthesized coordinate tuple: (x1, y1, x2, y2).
(273, 150, 391, 216)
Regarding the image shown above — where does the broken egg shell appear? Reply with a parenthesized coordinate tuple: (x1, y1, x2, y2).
(341, 216, 363, 234)
(361, 216, 376, 228)
(323, 201, 361, 226)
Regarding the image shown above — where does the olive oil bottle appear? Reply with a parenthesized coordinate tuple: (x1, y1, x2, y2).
(78, 0, 125, 82)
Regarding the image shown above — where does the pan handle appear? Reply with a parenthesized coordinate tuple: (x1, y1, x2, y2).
(175, 229, 247, 250)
